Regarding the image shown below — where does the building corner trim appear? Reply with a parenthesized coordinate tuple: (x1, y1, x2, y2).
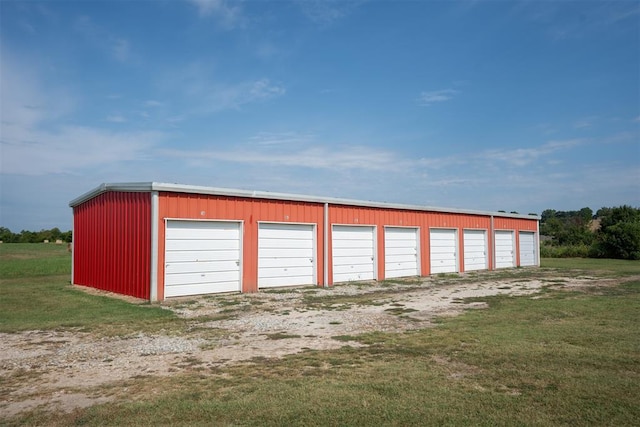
(150, 191, 159, 302)
(70, 209, 75, 285)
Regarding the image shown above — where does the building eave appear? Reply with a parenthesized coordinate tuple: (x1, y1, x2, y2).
(69, 181, 539, 220)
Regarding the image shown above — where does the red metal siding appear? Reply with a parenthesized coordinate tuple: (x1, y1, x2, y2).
(73, 192, 151, 299)
(157, 193, 325, 298)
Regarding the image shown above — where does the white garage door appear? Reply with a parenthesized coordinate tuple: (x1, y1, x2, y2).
(332, 225, 376, 283)
(384, 227, 419, 279)
(258, 223, 316, 288)
(430, 229, 458, 274)
(463, 230, 487, 272)
(519, 232, 537, 267)
(164, 220, 241, 297)
(495, 230, 515, 268)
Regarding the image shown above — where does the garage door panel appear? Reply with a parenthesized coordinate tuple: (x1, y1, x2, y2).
(259, 275, 313, 287)
(165, 280, 239, 297)
(386, 253, 417, 263)
(332, 239, 375, 249)
(259, 257, 314, 268)
(387, 261, 419, 271)
(165, 270, 240, 287)
(259, 224, 313, 238)
(259, 266, 314, 279)
(332, 247, 374, 258)
(165, 260, 239, 275)
(333, 255, 374, 266)
(258, 237, 314, 249)
(386, 238, 416, 246)
(165, 249, 239, 263)
(333, 263, 375, 275)
(333, 228, 372, 239)
(259, 248, 314, 259)
(165, 239, 239, 251)
(385, 246, 416, 256)
(258, 223, 316, 288)
(430, 252, 456, 261)
(166, 225, 239, 240)
(432, 261, 456, 271)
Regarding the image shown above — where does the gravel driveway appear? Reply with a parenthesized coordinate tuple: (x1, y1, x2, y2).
(0, 272, 600, 417)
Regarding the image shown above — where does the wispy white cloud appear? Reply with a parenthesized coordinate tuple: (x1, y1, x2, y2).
(2, 126, 163, 175)
(418, 89, 459, 106)
(174, 62, 286, 113)
(249, 132, 314, 146)
(295, 0, 367, 25)
(161, 143, 407, 173)
(105, 114, 127, 123)
(193, 78, 285, 112)
(482, 139, 584, 167)
(145, 100, 164, 107)
(187, 0, 243, 29)
(574, 117, 596, 129)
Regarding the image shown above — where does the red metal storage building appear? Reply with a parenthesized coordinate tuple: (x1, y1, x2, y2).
(69, 183, 540, 301)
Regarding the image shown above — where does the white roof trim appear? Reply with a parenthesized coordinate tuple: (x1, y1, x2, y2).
(69, 182, 539, 220)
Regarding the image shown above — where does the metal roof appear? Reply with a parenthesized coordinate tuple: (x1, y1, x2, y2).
(69, 182, 539, 220)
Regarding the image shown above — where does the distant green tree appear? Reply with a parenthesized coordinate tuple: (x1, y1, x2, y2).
(592, 205, 640, 260)
(19, 230, 36, 243)
(60, 230, 73, 242)
(539, 207, 594, 246)
(0, 227, 18, 242)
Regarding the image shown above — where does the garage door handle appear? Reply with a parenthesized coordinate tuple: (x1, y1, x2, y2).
(309, 258, 313, 263)
(235, 261, 240, 266)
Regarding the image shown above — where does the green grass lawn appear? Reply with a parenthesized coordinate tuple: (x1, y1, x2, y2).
(541, 257, 640, 276)
(2, 245, 639, 426)
(0, 243, 180, 334)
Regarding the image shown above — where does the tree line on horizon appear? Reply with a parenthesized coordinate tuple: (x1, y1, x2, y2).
(0, 227, 72, 244)
(540, 205, 640, 260)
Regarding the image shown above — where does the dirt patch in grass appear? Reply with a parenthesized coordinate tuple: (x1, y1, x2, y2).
(0, 271, 629, 418)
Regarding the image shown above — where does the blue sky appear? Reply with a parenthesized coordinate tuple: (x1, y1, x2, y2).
(1, 0, 639, 232)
